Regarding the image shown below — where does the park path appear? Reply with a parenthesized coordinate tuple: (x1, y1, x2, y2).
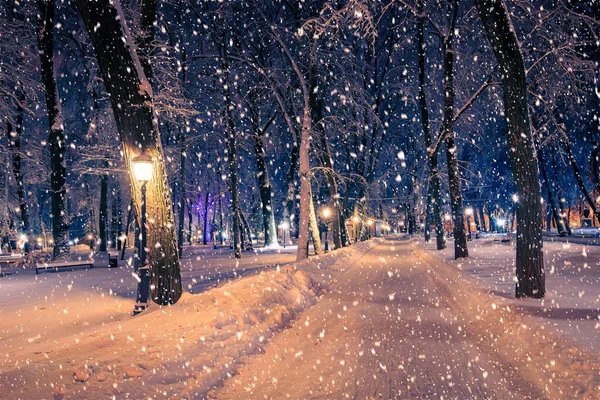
(214, 239, 543, 400)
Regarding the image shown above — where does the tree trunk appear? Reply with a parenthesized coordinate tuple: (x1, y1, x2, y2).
(99, 161, 108, 252)
(37, 0, 69, 260)
(221, 66, 242, 259)
(539, 151, 566, 234)
(75, 0, 182, 305)
(443, 0, 468, 259)
(418, 0, 446, 250)
(250, 117, 278, 247)
(308, 192, 323, 256)
(177, 128, 186, 258)
(284, 144, 299, 236)
(475, 0, 545, 298)
(203, 192, 209, 245)
(7, 91, 31, 252)
(310, 63, 343, 249)
(121, 200, 133, 260)
(187, 193, 193, 244)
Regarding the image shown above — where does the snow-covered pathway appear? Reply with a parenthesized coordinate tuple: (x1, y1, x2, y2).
(216, 239, 541, 399)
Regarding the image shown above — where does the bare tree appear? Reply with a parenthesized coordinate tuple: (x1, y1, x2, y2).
(75, 0, 182, 305)
(475, 0, 545, 298)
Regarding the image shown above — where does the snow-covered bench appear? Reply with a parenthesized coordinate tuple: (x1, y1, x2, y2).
(0, 254, 23, 264)
(35, 260, 94, 275)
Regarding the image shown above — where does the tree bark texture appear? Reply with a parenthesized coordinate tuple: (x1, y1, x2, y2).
(7, 91, 31, 252)
(418, 0, 446, 250)
(37, 0, 69, 260)
(250, 116, 278, 247)
(177, 128, 186, 258)
(75, 0, 182, 305)
(475, 0, 545, 298)
(442, 2, 468, 259)
(99, 161, 108, 252)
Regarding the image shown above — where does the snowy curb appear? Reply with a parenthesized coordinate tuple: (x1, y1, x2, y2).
(4, 239, 383, 399)
(413, 242, 600, 399)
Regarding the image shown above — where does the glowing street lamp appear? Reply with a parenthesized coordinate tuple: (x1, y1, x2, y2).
(133, 152, 153, 316)
(352, 216, 359, 243)
(465, 207, 474, 240)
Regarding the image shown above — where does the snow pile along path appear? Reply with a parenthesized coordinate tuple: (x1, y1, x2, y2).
(0, 240, 382, 399)
(415, 243, 600, 399)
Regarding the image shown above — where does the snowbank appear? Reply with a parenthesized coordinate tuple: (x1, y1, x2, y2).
(0, 240, 382, 399)
(415, 240, 600, 399)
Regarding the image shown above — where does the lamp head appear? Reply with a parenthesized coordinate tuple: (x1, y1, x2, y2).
(133, 152, 154, 183)
(465, 207, 473, 216)
(322, 207, 331, 218)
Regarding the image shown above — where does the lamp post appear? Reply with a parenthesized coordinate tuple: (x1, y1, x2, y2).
(322, 207, 331, 252)
(512, 194, 519, 233)
(367, 219, 374, 238)
(279, 221, 289, 248)
(465, 207, 474, 241)
(132, 152, 153, 316)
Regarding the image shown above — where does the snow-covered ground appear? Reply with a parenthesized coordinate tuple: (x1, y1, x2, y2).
(0, 241, 379, 399)
(2, 238, 599, 399)
(421, 237, 600, 355)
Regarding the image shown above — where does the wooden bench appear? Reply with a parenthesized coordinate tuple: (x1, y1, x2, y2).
(0, 254, 23, 263)
(35, 260, 94, 275)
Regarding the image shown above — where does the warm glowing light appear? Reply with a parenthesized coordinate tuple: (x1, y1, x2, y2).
(132, 152, 154, 183)
(497, 219, 506, 227)
(367, 220, 374, 226)
(465, 207, 473, 216)
(279, 221, 289, 230)
(445, 214, 451, 221)
(512, 194, 519, 203)
(353, 216, 359, 223)
(322, 207, 331, 218)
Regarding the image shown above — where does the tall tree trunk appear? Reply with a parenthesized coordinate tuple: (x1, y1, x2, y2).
(310, 64, 342, 249)
(443, 0, 468, 259)
(539, 150, 566, 234)
(137, 0, 156, 83)
(475, 0, 545, 298)
(99, 160, 108, 252)
(37, 0, 69, 260)
(308, 192, 323, 255)
(250, 117, 278, 247)
(75, 0, 182, 305)
(177, 128, 186, 258)
(7, 91, 31, 252)
(556, 111, 600, 223)
(121, 200, 133, 260)
(187, 193, 193, 244)
(203, 192, 209, 245)
(418, 0, 446, 250)
(221, 64, 241, 259)
(284, 144, 299, 237)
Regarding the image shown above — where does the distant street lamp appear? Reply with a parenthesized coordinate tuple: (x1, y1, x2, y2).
(465, 207, 474, 240)
(367, 219, 374, 238)
(497, 218, 506, 233)
(322, 207, 331, 251)
(352, 216, 359, 243)
(279, 221, 289, 248)
(132, 152, 153, 316)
